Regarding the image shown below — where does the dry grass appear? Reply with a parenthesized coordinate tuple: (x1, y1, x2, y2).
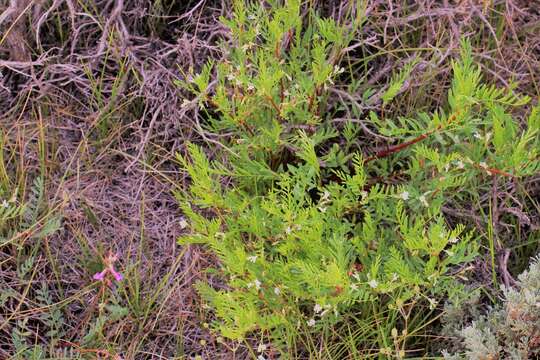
(0, 0, 539, 358)
(1, 1, 234, 358)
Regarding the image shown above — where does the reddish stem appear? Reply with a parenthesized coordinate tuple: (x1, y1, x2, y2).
(364, 129, 436, 163)
(364, 112, 460, 163)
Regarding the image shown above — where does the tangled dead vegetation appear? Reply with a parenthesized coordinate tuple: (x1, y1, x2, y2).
(0, 0, 237, 358)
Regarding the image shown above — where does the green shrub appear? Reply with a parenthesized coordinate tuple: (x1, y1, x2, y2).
(442, 254, 540, 360)
(176, 0, 540, 353)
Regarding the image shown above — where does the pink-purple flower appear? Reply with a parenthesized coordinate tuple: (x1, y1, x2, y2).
(93, 252, 123, 283)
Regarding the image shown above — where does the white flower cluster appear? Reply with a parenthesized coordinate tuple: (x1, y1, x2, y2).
(307, 303, 335, 327)
(318, 190, 332, 213)
(398, 190, 430, 207)
(247, 279, 262, 290)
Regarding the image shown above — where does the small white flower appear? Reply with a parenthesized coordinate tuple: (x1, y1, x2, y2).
(247, 255, 257, 263)
(318, 206, 327, 213)
(181, 99, 191, 108)
(360, 191, 368, 200)
(247, 282, 253, 288)
(1, 199, 9, 208)
(307, 318, 316, 327)
(419, 195, 429, 207)
(456, 160, 465, 169)
(428, 297, 437, 310)
(399, 191, 410, 201)
(274, 287, 281, 295)
(285, 226, 292, 235)
(254, 279, 262, 290)
(314, 304, 323, 313)
(449, 237, 458, 244)
(179, 218, 188, 229)
(247, 83, 255, 91)
(350, 283, 358, 291)
(333, 65, 345, 74)
(444, 163, 450, 173)
(473, 131, 482, 140)
(226, 73, 235, 81)
(368, 279, 378, 289)
(257, 343, 267, 353)
(321, 190, 331, 202)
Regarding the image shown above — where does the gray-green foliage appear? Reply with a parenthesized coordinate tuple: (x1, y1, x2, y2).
(1, 154, 62, 358)
(177, 0, 540, 353)
(1, 176, 61, 247)
(443, 254, 540, 360)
